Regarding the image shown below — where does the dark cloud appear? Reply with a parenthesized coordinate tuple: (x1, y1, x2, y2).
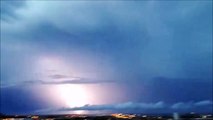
(48, 74, 70, 79)
(0, 87, 49, 114)
(30, 79, 114, 85)
(0, 78, 115, 88)
(1, 1, 212, 114)
(1, 1, 212, 81)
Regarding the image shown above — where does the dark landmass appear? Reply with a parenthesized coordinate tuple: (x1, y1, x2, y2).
(0, 112, 213, 120)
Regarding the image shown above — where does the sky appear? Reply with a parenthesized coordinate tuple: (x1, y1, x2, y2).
(0, 0, 212, 115)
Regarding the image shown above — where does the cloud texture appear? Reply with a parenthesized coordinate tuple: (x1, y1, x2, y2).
(1, 0, 212, 114)
(35, 100, 213, 114)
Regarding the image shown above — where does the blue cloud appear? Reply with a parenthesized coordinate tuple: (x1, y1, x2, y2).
(1, 1, 212, 114)
(171, 100, 213, 110)
(35, 100, 212, 114)
(194, 100, 213, 106)
(1, 1, 212, 81)
(0, 0, 26, 21)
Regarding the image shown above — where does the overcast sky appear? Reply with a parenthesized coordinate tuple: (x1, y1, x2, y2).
(0, 0, 212, 114)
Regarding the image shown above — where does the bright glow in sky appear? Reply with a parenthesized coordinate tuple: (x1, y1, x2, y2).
(35, 56, 90, 107)
(57, 84, 89, 108)
(0, 0, 212, 114)
(33, 55, 115, 108)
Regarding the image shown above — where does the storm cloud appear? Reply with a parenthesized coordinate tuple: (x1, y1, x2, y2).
(1, 0, 212, 114)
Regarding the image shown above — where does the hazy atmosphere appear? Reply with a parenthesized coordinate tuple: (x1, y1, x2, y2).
(0, 1, 212, 115)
